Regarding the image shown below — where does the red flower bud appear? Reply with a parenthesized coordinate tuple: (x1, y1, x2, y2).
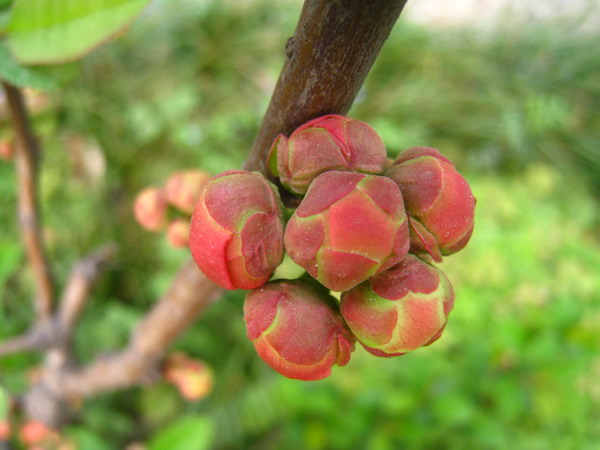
(0, 140, 13, 162)
(0, 421, 10, 441)
(167, 219, 190, 248)
(133, 187, 167, 231)
(387, 147, 475, 262)
(163, 352, 213, 402)
(189, 170, 285, 290)
(165, 169, 210, 214)
(244, 279, 355, 380)
(19, 421, 59, 447)
(284, 171, 409, 292)
(268, 114, 388, 194)
(340, 254, 454, 357)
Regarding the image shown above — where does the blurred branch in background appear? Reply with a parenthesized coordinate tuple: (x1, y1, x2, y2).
(2, 82, 54, 322)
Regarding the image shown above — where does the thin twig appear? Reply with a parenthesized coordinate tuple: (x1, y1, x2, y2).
(57, 244, 117, 335)
(2, 82, 54, 321)
(0, 333, 37, 357)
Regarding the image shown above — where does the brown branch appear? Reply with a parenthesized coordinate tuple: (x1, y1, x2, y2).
(57, 245, 117, 336)
(24, 260, 222, 426)
(2, 82, 54, 321)
(21, 0, 407, 427)
(245, 0, 408, 173)
(0, 333, 37, 357)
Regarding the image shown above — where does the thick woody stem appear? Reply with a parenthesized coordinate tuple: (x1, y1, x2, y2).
(2, 82, 54, 321)
(244, 0, 407, 173)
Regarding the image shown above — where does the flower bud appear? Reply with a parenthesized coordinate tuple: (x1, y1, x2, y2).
(19, 421, 59, 448)
(133, 187, 167, 231)
(244, 279, 355, 380)
(340, 254, 454, 357)
(0, 140, 13, 162)
(386, 147, 475, 262)
(285, 171, 409, 292)
(163, 352, 213, 402)
(268, 114, 388, 195)
(189, 170, 285, 290)
(165, 169, 210, 214)
(0, 421, 10, 441)
(167, 219, 190, 248)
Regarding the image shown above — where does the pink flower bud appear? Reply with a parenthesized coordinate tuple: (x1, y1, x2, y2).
(0, 421, 10, 440)
(133, 187, 167, 231)
(163, 352, 213, 402)
(0, 140, 13, 162)
(340, 254, 454, 357)
(284, 171, 409, 292)
(165, 169, 211, 214)
(167, 219, 190, 248)
(244, 279, 355, 380)
(189, 170, 285, 290)
(268, 115, 388, 194)
(387, 147, 475, 262)
(19, 421, 59, 447)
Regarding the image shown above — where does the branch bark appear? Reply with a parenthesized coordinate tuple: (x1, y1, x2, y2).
(2, 82, 54, 321)
(245, 0, 407, 173)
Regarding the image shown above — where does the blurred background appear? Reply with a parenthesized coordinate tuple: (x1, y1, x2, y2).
(1, 0, 599, 448)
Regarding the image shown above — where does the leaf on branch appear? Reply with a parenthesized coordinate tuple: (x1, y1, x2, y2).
(0, 43, 57, 89)
(6, 0, 151, 65)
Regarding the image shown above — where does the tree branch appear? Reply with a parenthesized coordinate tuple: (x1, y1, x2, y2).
(0, 333, 37, 357)
(57, 245, 117, 337)
(245, 0, 407, 173)
(24, 261, 222, 426)
(2, 82, 54, 321)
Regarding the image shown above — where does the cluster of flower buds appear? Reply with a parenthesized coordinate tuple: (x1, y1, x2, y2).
(189, 114, 475, 380)
(133, 169, 210, 248)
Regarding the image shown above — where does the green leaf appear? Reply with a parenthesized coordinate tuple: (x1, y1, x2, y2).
(0, 42, 57, 89)
(65, 427, 112, 450)
(6, 0, 151, 65)
(0, 386, 8, 420)
(149, 415, 214, 450)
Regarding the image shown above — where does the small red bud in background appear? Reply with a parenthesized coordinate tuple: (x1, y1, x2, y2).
(163, 352, 213, 402)
(268, 114, 388, 194)
(386, 147, 475, 262)
(133, 187, 168, 232)
(0, 421, 10, 441)
(189, 170, 285, 290)
(244, 279, 355, 381)
(165, 169, 210, 214)
(340, 254, 454, 357)
(285, 171, 409, 292)
(19, 421, 59, 448)
(0, 140, 13, 162)
(166, 219, 190, 248)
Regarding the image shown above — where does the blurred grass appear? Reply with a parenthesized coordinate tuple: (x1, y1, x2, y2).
(1, 0, 599, 448)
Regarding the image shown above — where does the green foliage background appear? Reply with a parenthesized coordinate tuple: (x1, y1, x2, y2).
(1, 0, 599, 448)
